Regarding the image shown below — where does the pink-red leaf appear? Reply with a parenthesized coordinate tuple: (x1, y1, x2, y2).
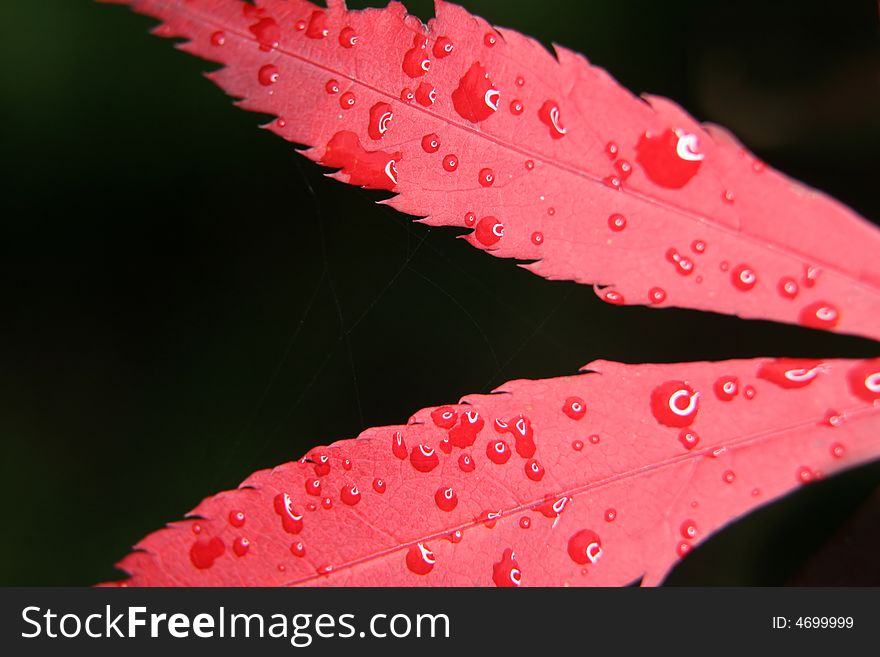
(109, 357, 880, 586)
(107, 0, 880, 339)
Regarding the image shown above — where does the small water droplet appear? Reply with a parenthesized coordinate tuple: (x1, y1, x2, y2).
(722, 470, 736, 484)
(608, 213, 627, 231)
(228, 510, 246, 527)
(691, 239, 706, 254)
(666, 248, 695, 276)
(525, 459, 545, 481)
(510, 99, 524, 115)
(400, 87, 414, 103)
(257, 64, 279, 86)
(722, 189, 736, 203)
(651, 380, 700, 427)
(731, 264, 757, 291)
(830, 442, 846, 459)
(601, 290, 625, 305)
(421, 133, 440, 153)
(484, 32, 498, 47)
(305, 478, 322, 496)
(458, 452, 475, 472)
(649, 287, 667, 304)
(676, 541, 691, 557)
(341, 484, 361, 506)
(391, 431, 407, 459)
(321, 497, 333, 510)
(433, 36, 454, 58)
(435, 486, 458, 511)
(210, 31, 226, 46)
(562, 396, 586, 420)
(411, 444, 439, 472)
(232, 536, 249, 557)
(589, 434, 601, 445)
(604, 508, 617, 522)
(339, 91, 356, 109)
(605, 142, 619, 159)
(519, 516, 531, 529)
(525, 159, 535, 170)
(373, 477, 386, 493)
(487, 439, 511, 464)
(678, 429, 700, 450)
(567, 530, 603, 565)
(290, 541, 306, 557)
(797, 466, 814, 484)
(406, 543, 435, 575)
(714, 375, 740, 401)
(442, 154, 459, 172)
(325, 79, 340, 94)
(799, 301, 840, 330)
(342, 458, 352, 471)
(680, 519, 697, 539)
(474, 216, 503, 246)
(339, 26, 358, 48)
(572, 439, 584, 451)
(464, 212, 477, 227)
(478, 168, 495, 187)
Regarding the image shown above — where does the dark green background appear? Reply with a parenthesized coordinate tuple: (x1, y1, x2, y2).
(1, 0, 878, 585)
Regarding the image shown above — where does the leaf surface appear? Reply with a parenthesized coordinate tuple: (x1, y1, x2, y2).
(109, 357, 880, 586)
(107, 0, 880, 338)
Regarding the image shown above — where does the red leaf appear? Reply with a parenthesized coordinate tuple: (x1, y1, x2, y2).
(105, 0, 880, 339)
(107, 358, 880, 586)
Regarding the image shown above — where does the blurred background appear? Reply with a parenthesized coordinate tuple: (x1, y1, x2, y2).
(0, 0, 878, 585)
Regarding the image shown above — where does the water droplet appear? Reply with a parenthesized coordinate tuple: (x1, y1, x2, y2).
(615, 159, 633, 180)
(525, 160, 534, 170)
(799, 301, 840, 330)
(228, 510, 246, 528)
(538, 100, 567, 139)
(312, 452, 331, 476)
(608, 213, 627, 231)
(421, 133, 441, 153)
(294, 19, 306, 31)
(636, 129, 703, 188)
(515, 75, 525, 87)
(492, 548, 522, 587)
(797, 466, 814, 484)
(368, 102, 394, 140)
(339, 91, 356, 109)
(676, 541, 691, 558)
(722, 470, 736, 484)
(731, 264, 757, 291)
(210, 31, 226, 46)
(530, 231, 544, 245)
(525, 459, 545, 481)
(402, 35, 430, 77)
(649, 287, 667, 304)
(478, 168, 495, 187)
(474, 216, 503, 246)
(589, 434, 600, 445)
(713, 375, 739, 401)
(757, 358, 824, 389)
(442, 154, 459, 171)
(273, 493, 304, 534)
(678, 429, 700, 450)
(190, 537, 225, 569)
(464, 212, 477, 227)
(690, 239, 706, 254)
(192, 523, 202, 535)
(433, 36, 454, 58)
(572, 439, 584, 451)
(276, 118, 286, 128)
(605, 142, 619, 159)
(665, 248, 695, 276)
(305, 478, 322, 496)
(415, 81, 436, 106)
(778, 276, 799, 299)
(290, 541, 306, 557)
(562, 396, 587, 420)
(477, 509, 502, 528)
(342, 458, 352, 471)
(751, 487, 761, 497)
(567, 529, 603, 565)
(400, 88, 414, 103)
(232, 536, 249, 557)
(434, 486, 458, 511)
(484, 32, 498, 47)
(680, 519, 697, 539)
(391, 431, 407, 459)
(510, 100, 524, 115)
(487, 439, 511, 464)
(722, 189, 736, 203)
(339, 26, 358, 48)
(601, 290, 625, 305)
(249, 17, 281, 50)
(452, 63, 499, 122)
(341, 485, 361, 506)
(257, 64, 279, 86)
(411, 444, 439, 472)
(325, 79, 340, 94)
(519, 516, 531, 529)
(743, 384, 756, 400)
(846, 360, 880, 402)
(406, 543, 435, 575)
(604, 508, 617, 522)
(651, 381, 700, 427)
(458, 453, 475, 472)
(321, 497, 333, 510)
(830, 442, 846, 459)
